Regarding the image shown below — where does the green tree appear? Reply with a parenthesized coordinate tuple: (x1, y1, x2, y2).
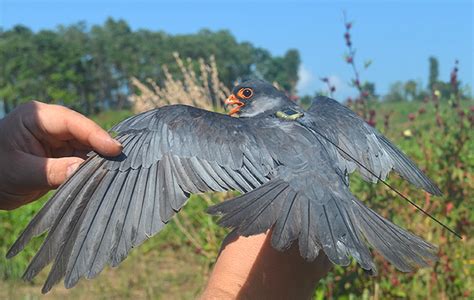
(361, 81, 377, 98)
(255, 49, 300, 93)
(0, 25, 39, 112)
(428, 56, 439, 91)
(281, 49, 300, 93)
(0, 19, 301, 114)
(403, 80, 418, 101)
(383, 81, 404, 102)
(58, 23, 96, 114)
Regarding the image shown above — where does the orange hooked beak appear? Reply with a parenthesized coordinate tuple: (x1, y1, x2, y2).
(225, 94, 244, 116)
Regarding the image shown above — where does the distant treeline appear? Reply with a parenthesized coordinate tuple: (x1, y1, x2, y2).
(0, 18, 300, 115)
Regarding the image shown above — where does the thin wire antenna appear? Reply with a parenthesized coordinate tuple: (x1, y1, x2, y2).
(308, 127, 462, 240)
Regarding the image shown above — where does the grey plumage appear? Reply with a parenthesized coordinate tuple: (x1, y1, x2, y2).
(303, 96, 442, 195)
(8, 80, 440, 293)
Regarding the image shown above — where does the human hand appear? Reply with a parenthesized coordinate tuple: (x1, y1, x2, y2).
(201, 230, 332, 299)
(0, 101, 122, 210)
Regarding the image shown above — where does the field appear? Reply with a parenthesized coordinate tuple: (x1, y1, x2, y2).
(0, 98, 472, 299)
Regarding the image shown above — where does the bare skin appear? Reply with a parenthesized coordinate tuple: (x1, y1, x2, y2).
(0, 101, 332, 297)
(201, 230, 332, 300)
(0, 101, 122, 210)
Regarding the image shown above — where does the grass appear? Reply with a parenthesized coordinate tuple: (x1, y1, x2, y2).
(0, 246, 208, 299)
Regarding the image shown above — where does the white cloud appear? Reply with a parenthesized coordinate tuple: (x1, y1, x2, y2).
(296, 66, 353, 101)
(325, 75, 352, 101)
(296, 64, 316, 95)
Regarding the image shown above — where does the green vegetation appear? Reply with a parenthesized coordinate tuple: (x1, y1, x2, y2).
(384, 57, 469, 103)
(0, 18, 300, 115)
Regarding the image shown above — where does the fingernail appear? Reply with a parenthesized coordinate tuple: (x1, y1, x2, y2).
(66, 162, 81, 178)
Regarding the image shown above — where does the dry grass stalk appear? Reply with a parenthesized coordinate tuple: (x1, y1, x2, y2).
(129, 52, 230, 114)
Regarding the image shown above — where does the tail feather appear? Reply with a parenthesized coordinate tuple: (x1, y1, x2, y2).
(297, 196, 321, 261)
(208, 180, 288, 236)
(237, 183, 289, 236)
(312, 196, 375, 270)
(210, 180, 438, 273)
(271, 190, 301, 251)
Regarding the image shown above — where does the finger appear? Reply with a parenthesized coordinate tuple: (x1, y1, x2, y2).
(28, 102, 122, 157)
(68, 139, 94, 151)
(48, 142, 74, 158)
(50, 140, 92, 158)
(0, 192, 29, 210)
(72, 149, 92, 160)
(46, 157, 85, 188)
(22, 153, 85, 189)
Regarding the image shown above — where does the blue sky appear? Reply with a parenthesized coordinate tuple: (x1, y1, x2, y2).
(1, 0, 472, 99)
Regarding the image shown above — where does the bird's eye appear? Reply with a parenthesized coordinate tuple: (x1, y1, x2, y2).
(238, 88, 253, 99)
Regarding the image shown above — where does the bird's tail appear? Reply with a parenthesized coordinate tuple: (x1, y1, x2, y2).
(208, 180, 438, 273)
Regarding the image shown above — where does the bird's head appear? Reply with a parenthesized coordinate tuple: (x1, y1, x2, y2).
(225, 80, 293, 117)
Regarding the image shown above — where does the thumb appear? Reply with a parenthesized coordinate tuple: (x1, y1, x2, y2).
(45, 157, 85, 188)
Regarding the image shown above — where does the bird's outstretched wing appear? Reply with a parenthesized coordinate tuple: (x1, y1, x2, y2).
(7, 105, 284, 293)
(301, 96, 441, 195)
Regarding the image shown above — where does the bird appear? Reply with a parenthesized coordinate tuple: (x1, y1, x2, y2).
(7, 79, 441, 294)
